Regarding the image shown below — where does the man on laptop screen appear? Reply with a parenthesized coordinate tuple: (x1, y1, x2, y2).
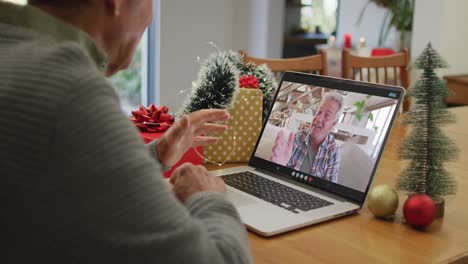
(271, 92, 343, 183)
(255, 81, 399, 193)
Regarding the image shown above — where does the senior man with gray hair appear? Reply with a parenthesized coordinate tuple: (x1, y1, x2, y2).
(0, 0, 251, 263)
(272, 91, 344, 183)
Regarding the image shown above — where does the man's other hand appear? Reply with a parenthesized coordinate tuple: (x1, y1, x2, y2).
(157, 109, 229, 167)
(170, 163, 225, 202)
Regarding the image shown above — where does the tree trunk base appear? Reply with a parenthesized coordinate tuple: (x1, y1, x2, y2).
(434, 198, 445, 218)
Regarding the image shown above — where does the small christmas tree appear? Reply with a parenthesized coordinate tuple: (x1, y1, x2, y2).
(182, 51, 240, 114)
(396, 43, 459, 200)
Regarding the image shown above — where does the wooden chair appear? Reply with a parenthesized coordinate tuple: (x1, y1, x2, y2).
(240, 49, 328, 81)
(341, 48, 411, 111)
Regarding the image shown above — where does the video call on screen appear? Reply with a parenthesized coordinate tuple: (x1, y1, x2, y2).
(254, 81, 398, 192)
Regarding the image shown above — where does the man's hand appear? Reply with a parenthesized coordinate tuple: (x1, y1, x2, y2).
(170, 163, 225, 202)
(157, 109, 229, 167)
(271, 129, 294, 166)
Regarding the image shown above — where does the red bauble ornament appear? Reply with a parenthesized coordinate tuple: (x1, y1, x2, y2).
(403, 194, 436, 229)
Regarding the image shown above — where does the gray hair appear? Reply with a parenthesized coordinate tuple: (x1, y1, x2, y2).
(318, 91, 344, 121)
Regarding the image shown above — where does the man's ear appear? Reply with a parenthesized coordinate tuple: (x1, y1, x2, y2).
(105, 0, 123, 17)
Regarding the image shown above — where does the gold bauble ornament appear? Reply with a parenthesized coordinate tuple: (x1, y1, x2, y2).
(367, 184, 399, 219)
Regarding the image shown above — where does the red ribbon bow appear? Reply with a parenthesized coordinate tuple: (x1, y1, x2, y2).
(239, 75, 259, 89)
(130, 104, 174, 132)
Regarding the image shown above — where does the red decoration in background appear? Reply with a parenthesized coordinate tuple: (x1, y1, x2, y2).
(239, 75, 259, 88)
(371, 48, 396, 57)
(403, 194, 436, 229)
(130, 104, 174, 132)
(344, 33, 352, 49)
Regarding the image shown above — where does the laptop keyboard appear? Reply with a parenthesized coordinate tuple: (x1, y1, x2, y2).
(221, 171, 334, 214)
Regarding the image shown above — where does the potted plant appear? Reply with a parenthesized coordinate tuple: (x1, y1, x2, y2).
(357, 0, 414, 50)
(353, 97, 374, 123)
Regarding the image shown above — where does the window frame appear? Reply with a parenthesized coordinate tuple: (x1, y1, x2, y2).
(144, 0, 161, 106)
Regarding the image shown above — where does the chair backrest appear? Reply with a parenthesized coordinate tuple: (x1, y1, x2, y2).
(341, 48, 410, 110)
(240, 50, 328, 81)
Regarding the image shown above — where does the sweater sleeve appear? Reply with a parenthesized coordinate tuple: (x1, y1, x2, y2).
(50, 71, 252, 263)
(146, 139, 171, 171)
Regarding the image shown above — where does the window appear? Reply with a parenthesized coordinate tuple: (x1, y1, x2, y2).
(366, 104, 396, 159)
(109, 41, 145, 115)
(284, 0, 339, 57)
(299, 0, 339, 35)
(109, 0, 160, 116)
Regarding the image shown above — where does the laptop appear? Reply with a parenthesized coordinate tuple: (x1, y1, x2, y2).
(211, 71, 405, 237)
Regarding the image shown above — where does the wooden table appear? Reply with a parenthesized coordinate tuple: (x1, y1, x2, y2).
(206, 106, 468, 264)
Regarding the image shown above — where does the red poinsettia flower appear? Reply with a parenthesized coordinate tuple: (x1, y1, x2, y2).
(239, 75, 259, 89)
(129, 104, 174, 132)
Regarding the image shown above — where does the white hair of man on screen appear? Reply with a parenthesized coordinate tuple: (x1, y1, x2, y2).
(316, 91, 344, 122)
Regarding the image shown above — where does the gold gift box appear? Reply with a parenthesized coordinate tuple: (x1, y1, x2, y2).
(204, 88, 263, 163)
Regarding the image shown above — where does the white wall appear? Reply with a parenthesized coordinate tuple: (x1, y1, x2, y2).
(266, 0, 285, 58)
(411, 0, 468, 76)
(159, 0, 236, 111)
(159, 0, 284, 111)
(337, 0, 397, 49)
(233, 0, 284, 58)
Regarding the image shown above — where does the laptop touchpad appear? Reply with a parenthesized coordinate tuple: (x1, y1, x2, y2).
(226, 190, 257, 207)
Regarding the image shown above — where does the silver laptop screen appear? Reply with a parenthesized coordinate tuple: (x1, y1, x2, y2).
(252, 73, 402, 203)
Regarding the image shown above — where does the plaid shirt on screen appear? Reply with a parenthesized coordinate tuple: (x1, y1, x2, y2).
(286, 129, 340, 183)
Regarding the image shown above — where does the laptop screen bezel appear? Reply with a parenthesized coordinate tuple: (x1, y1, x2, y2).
(248, 71, 405, 205)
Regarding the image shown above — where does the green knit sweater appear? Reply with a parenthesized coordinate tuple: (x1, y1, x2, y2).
(0, 2, 251, 263)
